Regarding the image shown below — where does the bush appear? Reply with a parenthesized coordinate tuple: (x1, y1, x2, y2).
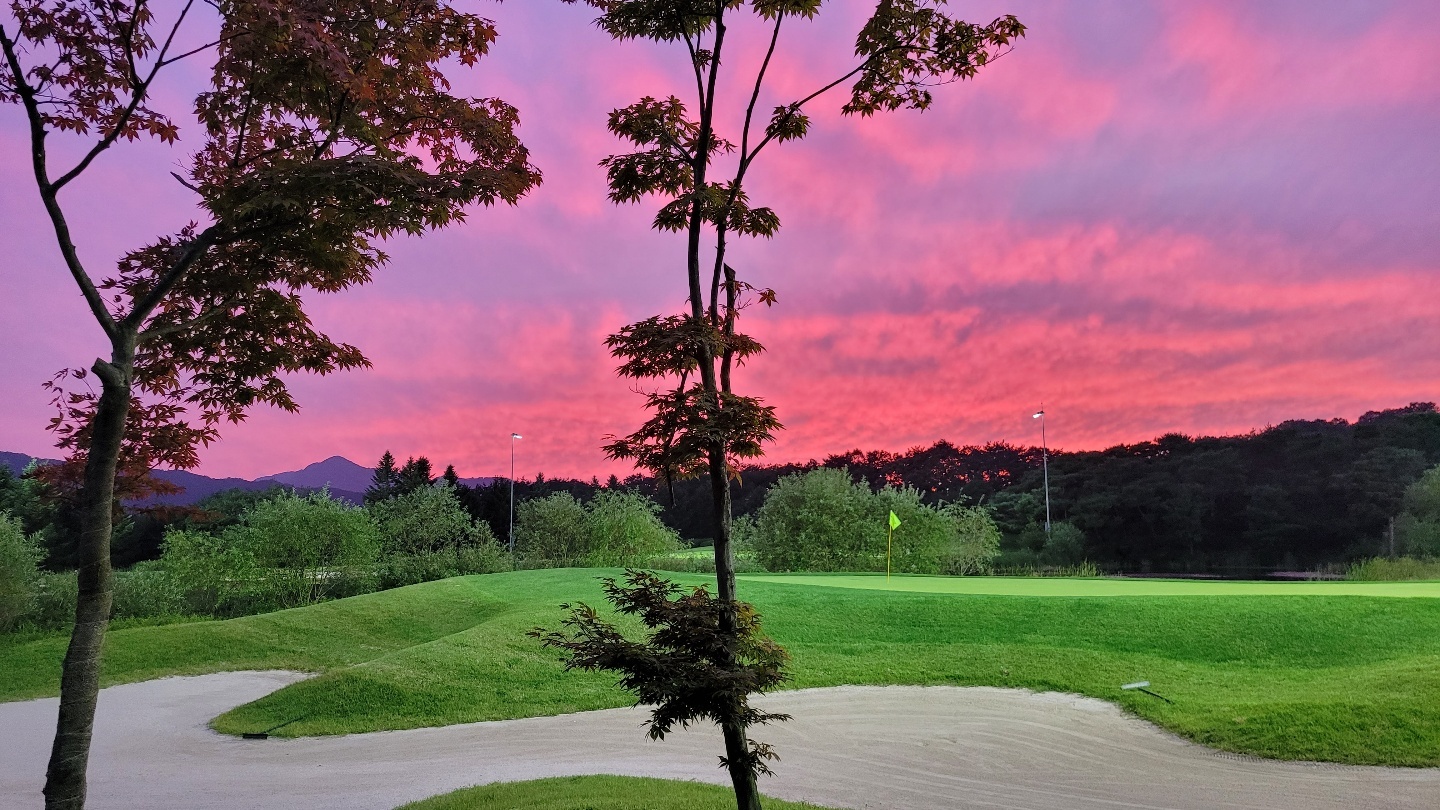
(646, 554, 765, 575)
(232, 490, 380, 607)
(749, 468, 1002, 575)
(370, 485, 493, 556)
(514, 493, 589, 562)
(0, 513, 43, 630)
(873, 486, 953, 574)
(584, 490, 682, 566)
(378, 545, 512, 588)
(1347, 557, 1440, 581)
(511, 490, 680, 567)
(1397, 466, 1440, 557)
(455, 544, 511, 575)
(161, 527, 260, 616)
(370, 485, 506, 588)
(29, 571, 77, 629)
(161, 490, 379, 613)
(1040, 522, 1087, 567)
(111, 563, 185, 621)
(942, 504, 1002, 575)
(751, 468, 871, 572)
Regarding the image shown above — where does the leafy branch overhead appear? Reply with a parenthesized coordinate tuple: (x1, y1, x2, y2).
(3, 0, 543, 494)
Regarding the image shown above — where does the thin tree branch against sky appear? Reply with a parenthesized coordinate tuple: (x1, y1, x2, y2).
(3, 0, 1438, 480)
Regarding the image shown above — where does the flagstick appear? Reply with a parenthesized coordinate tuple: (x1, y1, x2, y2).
(887, 525, 893, 582)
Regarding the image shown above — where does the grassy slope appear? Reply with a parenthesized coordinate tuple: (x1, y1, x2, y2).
(397, 776, 833, 810)
(4, 569, 1440, 765)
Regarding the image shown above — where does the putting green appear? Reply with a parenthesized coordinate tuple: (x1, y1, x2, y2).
(738, 573, 1440, 597)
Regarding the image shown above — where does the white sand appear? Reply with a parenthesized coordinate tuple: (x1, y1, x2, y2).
(2, 672, 1436, 809)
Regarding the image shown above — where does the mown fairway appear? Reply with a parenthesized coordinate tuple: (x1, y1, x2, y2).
(3, 568, 1439, 766)
(398, 776, 834, 810)
(743, 573, 1440, 597)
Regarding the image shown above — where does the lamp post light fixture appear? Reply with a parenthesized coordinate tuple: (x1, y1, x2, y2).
(1032, 409, 1051, 541)
(509, 433, 522, 556)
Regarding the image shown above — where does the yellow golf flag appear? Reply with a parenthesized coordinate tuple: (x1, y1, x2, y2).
(889, 511, 901, 530)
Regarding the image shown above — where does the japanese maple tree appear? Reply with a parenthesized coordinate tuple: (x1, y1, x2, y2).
(561, 2, 1023, 808)
(1, 1, 539, 807)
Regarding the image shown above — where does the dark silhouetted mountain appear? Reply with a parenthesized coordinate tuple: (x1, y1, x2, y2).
(1, 451, 58, 476)
(259, 455, 375, 493)
(2, 451, 364, 505)
(147, 470, 287, 505)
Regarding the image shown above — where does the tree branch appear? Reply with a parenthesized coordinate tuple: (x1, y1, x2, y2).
(681, 29, 707, 113)
(709, 11, 784, 322)
(137, 295, 235, 343)
(738, 12, 783, 172)
(50, 0, 198, 192)
(120, 226, 222, 331)
(1, 24, 119, 339)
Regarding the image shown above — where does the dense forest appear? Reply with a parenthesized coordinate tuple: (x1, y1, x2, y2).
(4, 404, 1437, 575)
(636, 403, 1440, 573)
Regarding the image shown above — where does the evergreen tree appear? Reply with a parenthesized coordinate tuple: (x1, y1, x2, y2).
(365, 451, 400, 505)
(443, 464, 461, 489)
(397, 456, 436, 495)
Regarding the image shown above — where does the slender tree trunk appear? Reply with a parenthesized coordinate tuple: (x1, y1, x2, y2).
(44, 344, 134, 810)
(721, 706, 763, 810)
(710, 444, 761, 810)
(685, 12, 759, 809)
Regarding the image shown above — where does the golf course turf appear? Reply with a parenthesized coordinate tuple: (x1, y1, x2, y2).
(396, 776, 835, 810)
(3, 568, 1439, 766)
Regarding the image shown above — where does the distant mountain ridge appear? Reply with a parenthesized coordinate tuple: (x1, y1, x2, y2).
(1, 450, 492, 506)
(259, 456, 377, 493)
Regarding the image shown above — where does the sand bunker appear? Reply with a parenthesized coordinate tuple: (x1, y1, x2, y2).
(2, 672, 1436, 809)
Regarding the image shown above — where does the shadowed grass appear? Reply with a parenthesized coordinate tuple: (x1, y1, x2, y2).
(396, 775, 834, 810)
(5, 568, 1440, 765)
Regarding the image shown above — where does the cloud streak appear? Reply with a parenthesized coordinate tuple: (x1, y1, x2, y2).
(0, 1, 1436, 480)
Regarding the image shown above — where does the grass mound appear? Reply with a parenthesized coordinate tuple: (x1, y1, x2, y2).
(5, 568, 1440, 765)
(397, 775, 833, 810)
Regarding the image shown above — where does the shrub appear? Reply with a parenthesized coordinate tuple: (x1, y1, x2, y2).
(455, 544, 511, 575)
(162, 490, 380, 613)
(646, 554, 765, 575)
(1396, 465, 1440, 557)
(377, 544, 512, 588)
(872, 486, 953, 574)
(514, 493, 590, 562)
(751, 468, 871, 572)
(584, 490, 682, 566)
(941, 504, 1002, 575)
(0, 513, 43, 630)
(749, 468, 1002, 575)
(161, 526, 261, 616)
(1040, 522, 1087, 567)
(369, 485, 493, 556)
(1347, 557, 1440, 581)
(110, 562, 184, 621)
(233, 490, 380, 607)
(29, 571, 78, 629)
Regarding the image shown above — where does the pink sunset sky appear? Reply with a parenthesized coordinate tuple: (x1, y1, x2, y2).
(2, 1, 1438, 481)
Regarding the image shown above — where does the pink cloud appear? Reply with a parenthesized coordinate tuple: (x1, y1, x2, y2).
(2, 1, 1436, 483)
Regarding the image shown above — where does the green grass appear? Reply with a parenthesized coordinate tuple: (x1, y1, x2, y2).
(741, 572, 1440, 597)
(4, 569, 1440, 766)
(397, 776, 833, 810)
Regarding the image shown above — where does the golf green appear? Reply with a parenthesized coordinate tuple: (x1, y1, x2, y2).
(739, 573, 1440, 597)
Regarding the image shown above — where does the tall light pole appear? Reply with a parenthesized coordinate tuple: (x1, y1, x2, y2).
(1032, 409, 1051, 541)
(509, 433, 522, 556)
